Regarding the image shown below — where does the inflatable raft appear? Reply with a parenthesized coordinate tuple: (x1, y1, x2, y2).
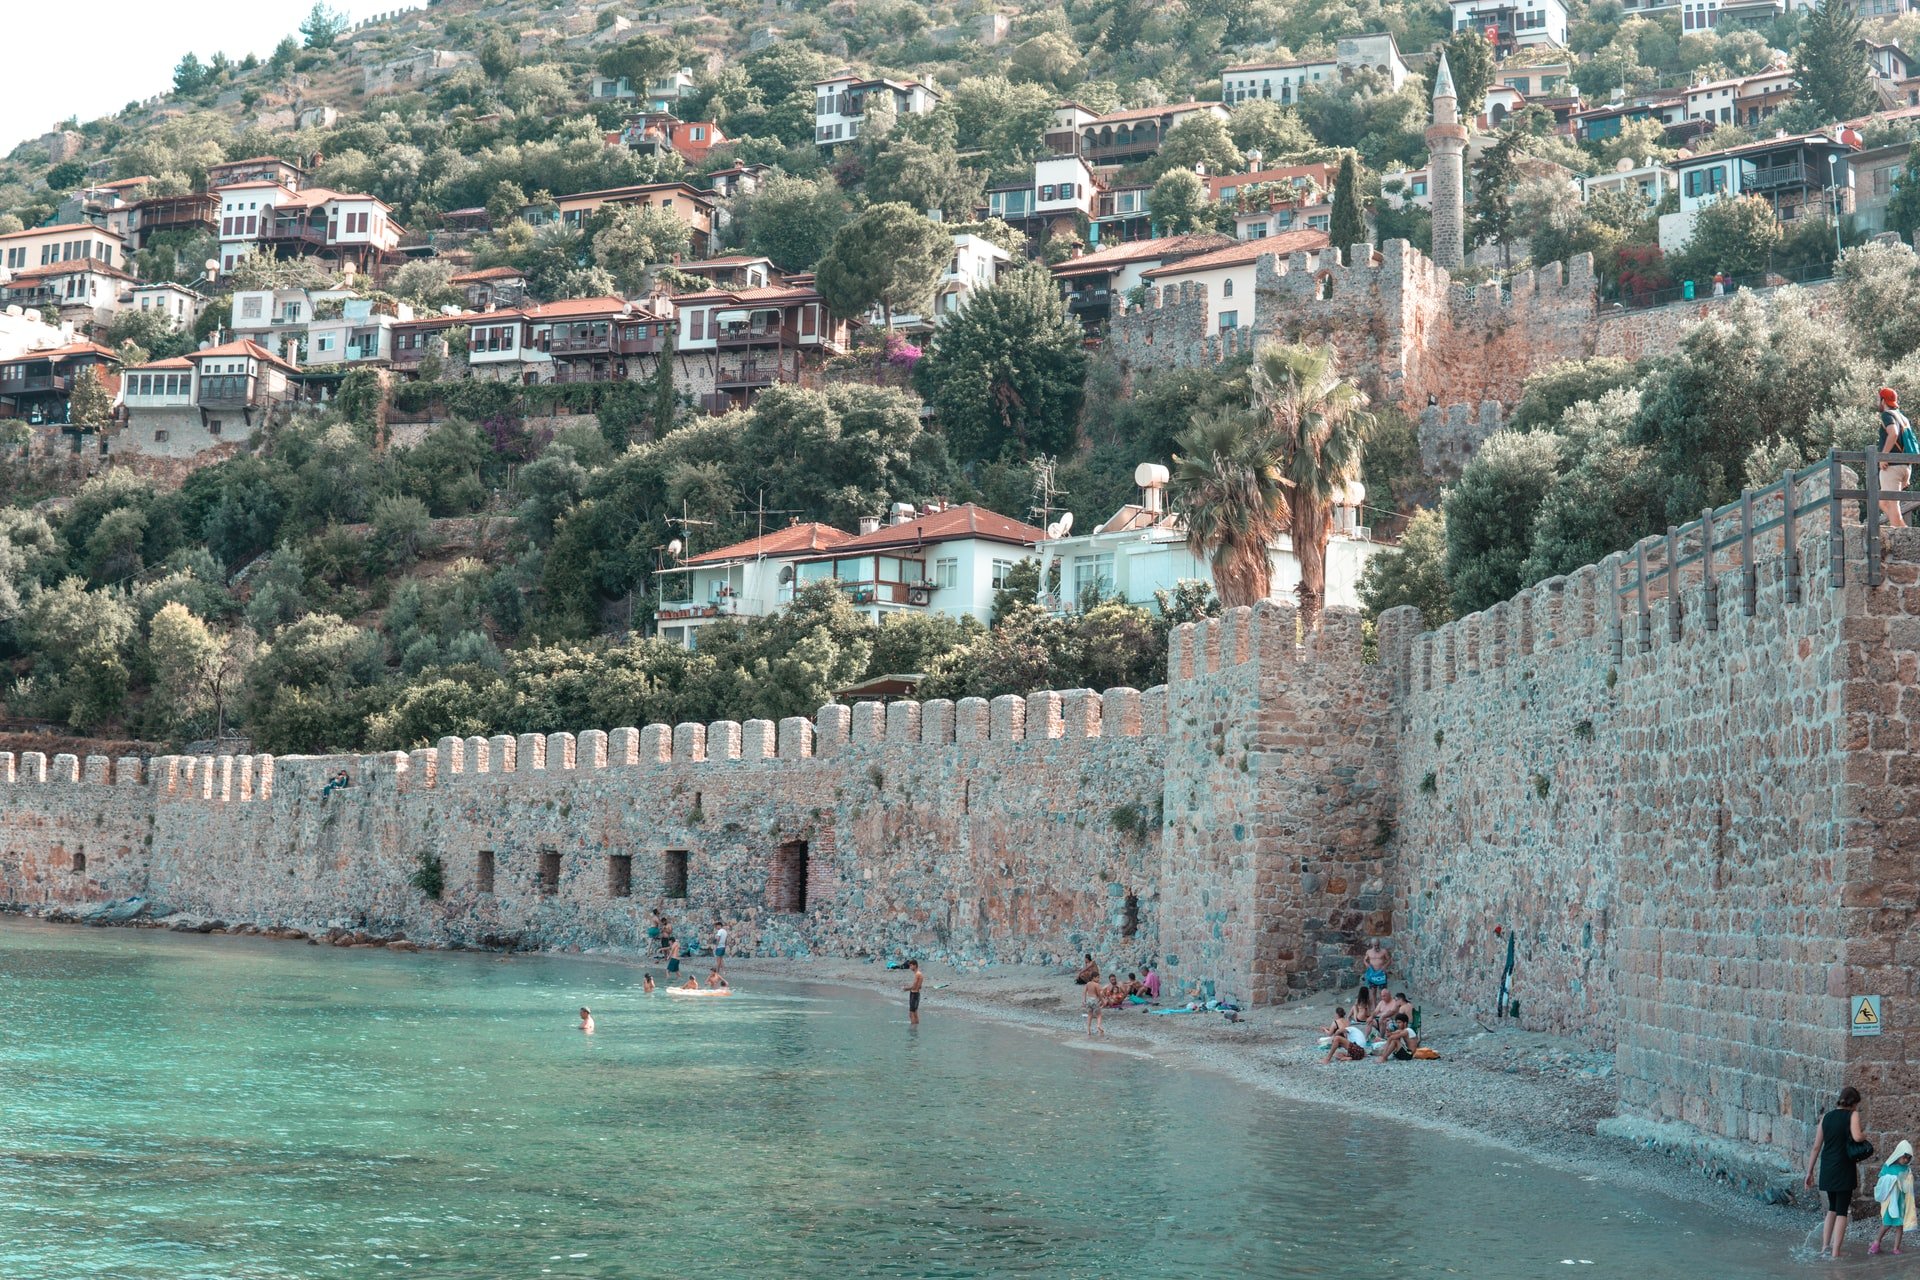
(667, 986, 734, 997)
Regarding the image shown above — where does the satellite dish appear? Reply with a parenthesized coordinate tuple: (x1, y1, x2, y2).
(667, 538, 683, 557)
(778, 565, 795, 584)
(1046, 521, 1061, 540)
(1057, 511, 1073, 536)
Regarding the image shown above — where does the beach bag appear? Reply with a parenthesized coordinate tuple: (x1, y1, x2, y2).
(1412, 1047, 1440, 1060)
(1851, 1139, 1878, 1163)
(1901, 421, 1920, 456)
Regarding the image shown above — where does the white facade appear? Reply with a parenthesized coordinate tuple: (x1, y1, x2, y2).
(304, 299, 413, 367)
(1034, 156, 1096, 216)
(0, 307, 75, 360)
(129, 283, 206, 330)
(0, 222, 121, 275)
(1450, 0, 1570, 48)
(1685, 77, 1743, 123)
(232, 287, 353, 360)
(1034, 484, 1389, 615)
(1222, 57, 1336, 106)
(1582, 159, 1677, 205)
(813, 75, 939, 146)
(888, 233, 1011, 331)
(1336, 34, 1411, 89)
(216, 182, 292, 272)
(794, 535, 1025, 625)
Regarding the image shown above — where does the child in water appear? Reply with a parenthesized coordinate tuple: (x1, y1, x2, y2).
(642, 973, 656, 994)
(1874, 1141, 1917, 1255)
(578, 1007, 595, 1034)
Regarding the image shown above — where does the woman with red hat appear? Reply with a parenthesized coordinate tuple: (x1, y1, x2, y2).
(1880, 386, 1917, 529)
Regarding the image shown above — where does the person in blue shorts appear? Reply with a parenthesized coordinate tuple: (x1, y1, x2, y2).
(1363, 940, 1391, 999)
(712, 919, 729, 972)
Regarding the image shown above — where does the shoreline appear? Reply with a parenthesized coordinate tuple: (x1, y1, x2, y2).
(10, 908, 1818, 1248)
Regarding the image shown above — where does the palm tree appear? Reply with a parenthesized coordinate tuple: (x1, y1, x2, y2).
(1251, 343, 1372, 631)
(1171, 410, 1287, 609)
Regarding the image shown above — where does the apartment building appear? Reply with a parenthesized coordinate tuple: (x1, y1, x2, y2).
(813, 73, 940, 146)
(554, 182, 716, 257)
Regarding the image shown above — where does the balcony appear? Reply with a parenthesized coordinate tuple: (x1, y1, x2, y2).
(615, 328, 664, 355)
(0, 374, 65, 395)
(656, 600, 733, 622)
(545, 334, 612, 356)
(197, 375, 256, 408)
(715, 360, 784, 390)
(837, 580, 930, 607)
(1743, 161, 1813, 192)
(261, 221, 327, 248)
(1066, 288, 1110, 314)
(716, 322, 794, 349)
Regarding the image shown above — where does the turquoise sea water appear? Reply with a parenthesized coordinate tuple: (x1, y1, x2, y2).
(0, 921, 1809, 1278)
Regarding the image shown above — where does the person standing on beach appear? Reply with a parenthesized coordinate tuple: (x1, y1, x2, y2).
(712, 919, 729, 973)
(667, 937, 682, 978)
(1807, 1086, 1869, 1259)
(903, 959, 924, 1025)
(1363, 940, 1391, 1002)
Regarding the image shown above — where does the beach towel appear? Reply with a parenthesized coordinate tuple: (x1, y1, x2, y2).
(1151, 1007, 1201, 1015)
(1880, 1142, 1918, 1228)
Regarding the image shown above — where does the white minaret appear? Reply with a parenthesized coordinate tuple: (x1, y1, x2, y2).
(1426, 50, 1467, 271)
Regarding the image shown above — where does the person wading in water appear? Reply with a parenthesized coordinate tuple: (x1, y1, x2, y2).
(1806, 1085, 1870, 1259)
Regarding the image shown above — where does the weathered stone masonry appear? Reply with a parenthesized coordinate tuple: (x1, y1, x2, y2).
(7, 486, 1920, 1179)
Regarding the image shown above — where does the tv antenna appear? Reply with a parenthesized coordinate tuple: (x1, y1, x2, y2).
(1028, 456, 1067, 528)
(735, 487, 803, 542)
(665, 500, 714, 559)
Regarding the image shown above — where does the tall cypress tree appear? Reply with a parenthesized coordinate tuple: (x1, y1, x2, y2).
(1329, 153, 1367, 264)
(1795, 0, 1876, 122)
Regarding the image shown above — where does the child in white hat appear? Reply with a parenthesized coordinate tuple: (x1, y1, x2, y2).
(1873, 1140, 1916, 1255)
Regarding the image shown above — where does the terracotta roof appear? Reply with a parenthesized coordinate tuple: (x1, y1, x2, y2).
(5, 257, 134, 282)
(0, 222, 114, 242)
(192, 339, 298, 373)
(211, 180, 297, 192)
(1222, 56, 1334, 74)
(801, 504, 1045, 556)
(92, 176, 154, 190)
(683, 255, 775, 269)
(523, 296, 631, 320)
(1205, 164, 1335, 198)
(1086, 101, 1224, 125)
(22, 341, 120, 363)
(271, 186, 390, 211)
(1141, 229, 1331, 278)
(213, 156, 305, 168)
(126, 356, 195, 371)
(684, 522, 854, 565)
(1051, 233, 1236, 278)
(394, 310, 494, 330)
(450, 266, 525, 283)
(1679, 129, 1854, 164)
(557, 181, 712, 205)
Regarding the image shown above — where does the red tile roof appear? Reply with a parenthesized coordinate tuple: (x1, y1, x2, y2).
(1051, 233, 1236, 278)
(192, 339, 299, 373)
(684, 522, 854, 565)
(5, 257, 134, 282)
(125, 356, 194, 371)
(23, 341, 120, 363)
(1142, 228, 1330, 277)
(1086, 101, 1224, 125)
(450, 266, 526, 283)
(0, 222, 116, 242)
(522, 296, 630, 320)
(802, 504, 1045, 555)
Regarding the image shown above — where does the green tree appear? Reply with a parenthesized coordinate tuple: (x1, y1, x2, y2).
(1794, 0, 1876, 121)
(918, 262, 1087, 462)
(1520, 390, 1667, 583)
(1677, 193, 1781, 278)
(1249, 344, 1372, 629)
(649, 323, 677, 439)
(173, 53, 207, 94)
(1329, 153, 1367, 262)
(269, 37, 298, 74)
(1149, 168, 1212, 234)
(148, 601, 254, 738)
(1444, 430, 1561, 614)
(737, 175, 850, 272)
(299, 3, 346, 50)
(478, 31, 521, 81)
(1153, 113, 1244, 179)
(1171, 410, 1285, 609)
(1507, 357, 1641, 434)
(1837, 238, 1920, 365)
(813, 203, 951, 328)
(1227, 101, 1319, 162)
(591, 204, 692, 293)
(67, 368, 115, 435)
(1358, 507, 1451, 624)
(1471, 131, 1524, 267)
(864, 137, 983, 219)
(1434, 30, 1495, 116)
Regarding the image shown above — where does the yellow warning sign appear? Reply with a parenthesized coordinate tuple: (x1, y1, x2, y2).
(1853, 995, 1882, 1037)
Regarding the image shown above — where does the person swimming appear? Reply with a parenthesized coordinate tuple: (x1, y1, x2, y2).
(707, 968, 729, 990)
(578, 1007, 595, 1034)
(682, 975, 701, 990)
(642, 973, 656, 994)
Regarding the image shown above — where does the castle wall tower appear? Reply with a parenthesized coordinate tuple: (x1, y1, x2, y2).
(1426, 51, 1467, 271)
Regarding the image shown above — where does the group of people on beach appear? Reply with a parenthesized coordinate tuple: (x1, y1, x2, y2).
(1318, 943, 1433, 1064)
(1806, 1085, 1920, 1259)
(646, 911, 729, 980)
(1073, 953, 1161, 1036)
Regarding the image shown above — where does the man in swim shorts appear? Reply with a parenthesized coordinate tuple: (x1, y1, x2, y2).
(712, 919, 729, 972)
(667, 938, 681, 976)
(903, 959, 923, 1025)
(1363, 940, 1391, 999)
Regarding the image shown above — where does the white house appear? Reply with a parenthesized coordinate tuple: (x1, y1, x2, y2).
(1582, 157, 1677, 205)
(1336, 33, 1412, 89)
(304, 297, 415, 367)
(1221, 56, 1337, 106)
(1034, 155, 1097, 218)
(1034, 465, 1389, 615)
(0, 258, 134, 331)
(216, 181, 294, 272)
(231, 286, 355, 361)
(654, 522, 854, 649)
(0, 221, 123, 274)
(885, 233, 1011, 332)
(120, 340, 297, 459)
(792, 503, 1045, 626)
(1450, 0, 1570, 51)
(1138, 228, 1329, 334)
(129, 282, 207, 331)
(1684, 75, 1745, 124)
(813, 72, 939, 146)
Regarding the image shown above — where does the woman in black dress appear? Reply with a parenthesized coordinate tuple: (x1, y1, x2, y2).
(1805, 1085, 1868, 1259)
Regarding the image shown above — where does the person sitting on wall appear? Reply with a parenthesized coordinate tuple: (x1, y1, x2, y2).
(320, 769, 353, 800)
(1073, 954, 1099, 985)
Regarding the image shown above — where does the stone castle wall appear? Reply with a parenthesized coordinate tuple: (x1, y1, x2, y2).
(9, 490, 1920, 1179)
